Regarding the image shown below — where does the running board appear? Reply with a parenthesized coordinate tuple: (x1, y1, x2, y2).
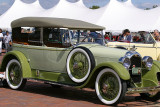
(127, 86, 160, 94)
(28, 78, 78, 87)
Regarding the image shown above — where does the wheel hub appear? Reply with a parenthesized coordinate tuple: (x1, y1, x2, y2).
(73, 62, 83, 69)
(10, 71, 15, 80)
(102, 83, 109, 93)
(99, 73, 120, 101)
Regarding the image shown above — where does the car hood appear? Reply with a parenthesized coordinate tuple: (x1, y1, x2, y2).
(78, 44, 128, 64)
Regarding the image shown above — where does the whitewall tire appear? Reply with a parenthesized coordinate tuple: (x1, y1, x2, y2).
(67, 47, 94, 83)
(6, 59, 26, 90)
(95, 68, 126, 105)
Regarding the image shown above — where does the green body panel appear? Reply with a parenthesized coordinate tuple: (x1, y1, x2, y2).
(140, 61, 160, 87)
(31, 70, 77, 85)
(1, 51, 32, 78)
(12, 44, 72, 72)
(78, 44, 128, 64)
(43, 47, 71, 72)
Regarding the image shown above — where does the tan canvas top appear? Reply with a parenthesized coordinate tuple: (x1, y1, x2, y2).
(11, 17, 105, 30)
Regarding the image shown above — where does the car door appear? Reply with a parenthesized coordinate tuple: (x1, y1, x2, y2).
(43, 47, 71, 72)
(25, 27, 44, 70)
(42, 28, 72, 72)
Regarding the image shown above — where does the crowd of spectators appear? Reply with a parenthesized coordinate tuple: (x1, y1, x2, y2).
(0, 28, 12, 55)
(104, 29, 160, 43)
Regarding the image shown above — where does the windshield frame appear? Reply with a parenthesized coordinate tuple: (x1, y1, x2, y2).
(68, 29, 105, 46)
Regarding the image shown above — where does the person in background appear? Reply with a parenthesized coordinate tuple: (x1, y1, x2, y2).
(2, 31, 6, 49)
(0, 29, 3, 55)
(4, 31, 11, 53)
(104, 33, 110, 41)
(119, 29, 132, 42)
(154, 29, 160, 41)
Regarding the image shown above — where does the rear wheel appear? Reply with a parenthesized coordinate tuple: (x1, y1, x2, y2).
(95, 68, 126, 105)
(140, 92, 160, 101)
(6, 59, 26, 90)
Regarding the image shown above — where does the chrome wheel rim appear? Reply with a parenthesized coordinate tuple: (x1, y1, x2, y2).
(99, 72, 120, 101)
(69, 52, 89, 79)
(8, 62, 22, 86)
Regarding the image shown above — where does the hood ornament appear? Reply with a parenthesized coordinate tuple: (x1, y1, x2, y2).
(130, 45, 137, 51)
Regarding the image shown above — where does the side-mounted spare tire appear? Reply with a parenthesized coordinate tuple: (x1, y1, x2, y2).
(67, 47, 95, 83)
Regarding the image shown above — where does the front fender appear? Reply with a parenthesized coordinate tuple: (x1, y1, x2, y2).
(153, 60, 160, 70)
(1, 51, 32, 78)
(77, 62, 130, 88)
(141, 61, 160, 87)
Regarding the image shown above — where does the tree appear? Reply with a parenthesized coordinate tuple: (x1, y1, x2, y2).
(153, 5, 158, 8)
(145, 8, 151, 10)
(90, 5, 100, 9)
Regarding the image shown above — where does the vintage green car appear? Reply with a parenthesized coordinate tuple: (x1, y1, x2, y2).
(1, 17, 160, 105)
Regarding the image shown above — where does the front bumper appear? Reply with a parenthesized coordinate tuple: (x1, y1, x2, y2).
(127, 86, 160, 94)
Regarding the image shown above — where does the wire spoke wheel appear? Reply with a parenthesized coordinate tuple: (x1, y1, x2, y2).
(8, 62, 22, 86)
(70, 52, 89, 79)
(67, 48, 94, 83)
(99, 73, 119, 101)
(6, 59, 27, 90)
(95, 68, 126, 105)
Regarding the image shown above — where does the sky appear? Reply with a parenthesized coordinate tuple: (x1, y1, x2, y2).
(0, 0, 160, 15)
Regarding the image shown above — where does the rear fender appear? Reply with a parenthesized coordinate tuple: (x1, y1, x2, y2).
(1, 51, 32, 78)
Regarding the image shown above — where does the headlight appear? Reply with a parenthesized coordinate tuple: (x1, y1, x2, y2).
(119, 57, 131, 69)
(142, 56, 153, 70)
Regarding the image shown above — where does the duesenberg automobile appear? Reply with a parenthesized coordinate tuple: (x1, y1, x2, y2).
(1, 17, 160, 105)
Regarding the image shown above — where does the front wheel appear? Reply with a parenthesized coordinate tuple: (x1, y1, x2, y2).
(140, 92, 160, 101)
(95, 68, 127, 105)
(6, 59, 27, 90)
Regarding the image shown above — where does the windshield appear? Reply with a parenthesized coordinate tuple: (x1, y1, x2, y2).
(131, 32, 154, 43)
(68, 30, 104, 45)
(108, 31, 155, 44)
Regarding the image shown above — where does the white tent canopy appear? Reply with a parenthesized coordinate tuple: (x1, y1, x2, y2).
(0, 0, 159, 31)
(97, 0, 159, 31)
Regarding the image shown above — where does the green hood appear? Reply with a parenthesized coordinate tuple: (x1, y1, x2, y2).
(78, 44, 128, 65)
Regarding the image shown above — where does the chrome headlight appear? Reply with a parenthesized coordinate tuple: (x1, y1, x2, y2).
(119, 57, 131, 69)
(142, 56, 153, 70)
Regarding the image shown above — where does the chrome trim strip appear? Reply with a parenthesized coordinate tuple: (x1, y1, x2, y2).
(108, 44, 156, 48)
(13, 45, 71, 51)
